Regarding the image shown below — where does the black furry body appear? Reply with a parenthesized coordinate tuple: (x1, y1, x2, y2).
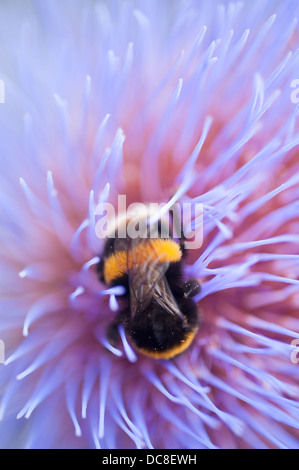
(97, 221, 201, 358)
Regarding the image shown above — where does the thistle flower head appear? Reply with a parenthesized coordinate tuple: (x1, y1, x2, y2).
(0, 0, 299, 449)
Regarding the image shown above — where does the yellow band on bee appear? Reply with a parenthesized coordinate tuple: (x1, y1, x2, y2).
(104, 238, 182, 285)
(137, 328, 197, 359)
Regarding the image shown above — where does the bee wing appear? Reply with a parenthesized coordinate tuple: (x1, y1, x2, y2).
(153, 278, 186, 322)
(126, 237, 185, 321)
(126, 237, 166, 316)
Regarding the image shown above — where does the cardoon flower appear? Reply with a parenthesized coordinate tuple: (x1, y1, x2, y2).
(1, 0, 299, 449)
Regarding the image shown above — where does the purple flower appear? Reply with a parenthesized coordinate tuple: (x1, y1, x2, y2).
(0, 0, 299, 449)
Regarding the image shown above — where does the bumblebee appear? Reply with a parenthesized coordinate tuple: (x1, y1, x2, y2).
(97, 206, 200, 359)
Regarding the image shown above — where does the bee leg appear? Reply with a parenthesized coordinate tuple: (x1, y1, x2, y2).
(106, 319, 121, 346)
(96, 258, 105, 283)
(106, 308, 129, 346)
(183, 278, 201, 299)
